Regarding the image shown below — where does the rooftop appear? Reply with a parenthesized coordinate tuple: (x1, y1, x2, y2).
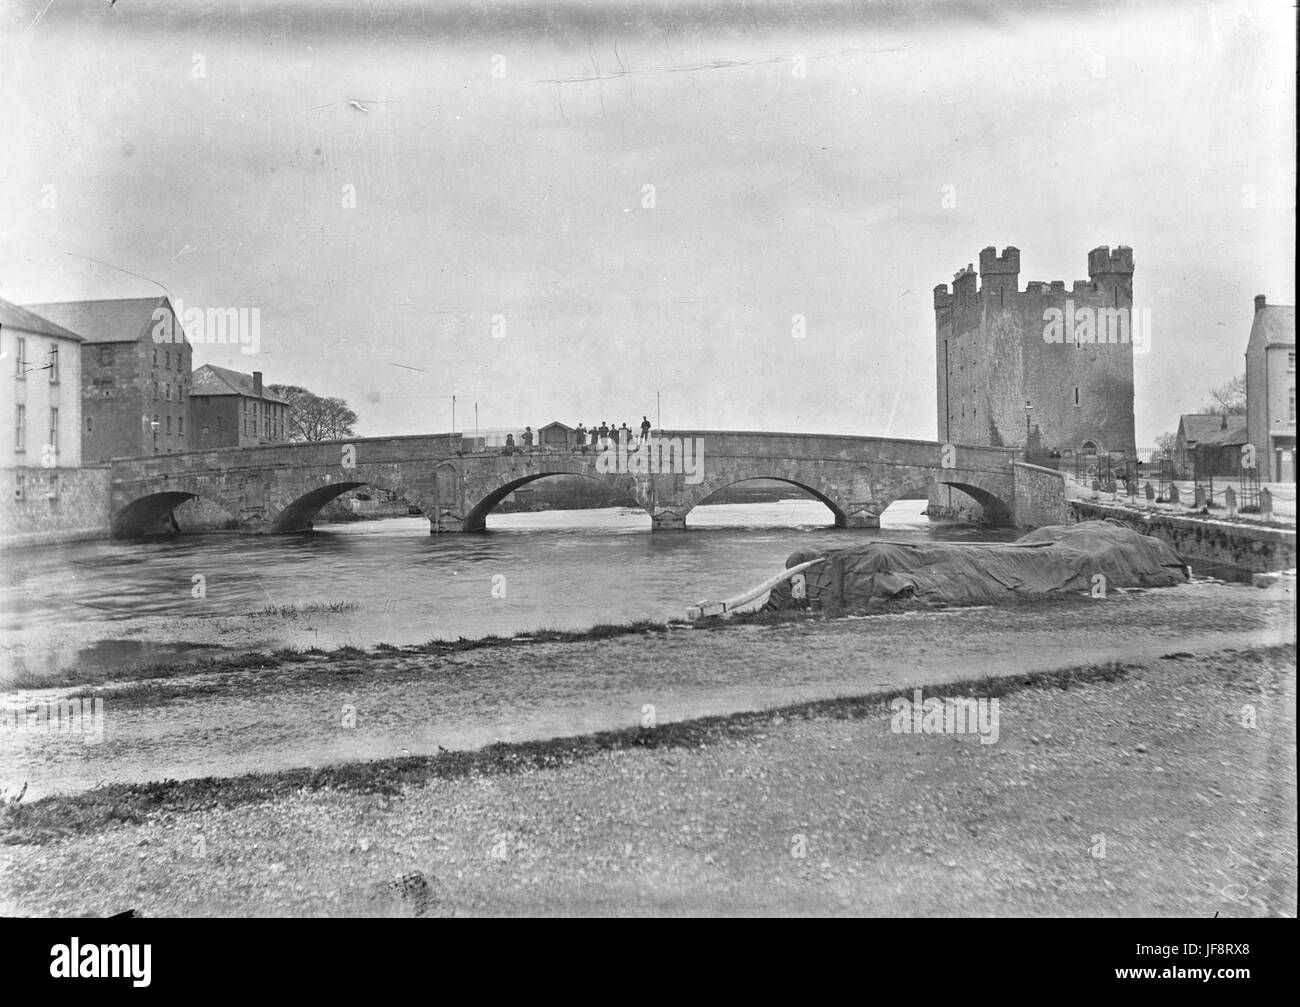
(0, 297, 85, 341)
(21, 296, 173, 345)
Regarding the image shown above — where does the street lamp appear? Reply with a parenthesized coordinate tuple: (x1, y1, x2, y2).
(1023, 400, 1033, 447)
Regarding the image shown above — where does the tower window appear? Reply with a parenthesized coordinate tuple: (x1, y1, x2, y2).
(1074, 386, 1081, 407)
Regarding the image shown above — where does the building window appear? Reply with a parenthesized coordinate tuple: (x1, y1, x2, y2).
(48, 472, 59, 500)
(14, 404, 25, 451)
(15, 337, 25, 378)
(49, 408, 59, 455)
(178, 416, 184, 434)
(201, 425, 210, 436)
(165, 384, 172, 401)
(166, 415, 172, 434)
(99, 346, 113, 366)
(165, 351, 171, 370)
(48, 345, 58, 383)
(1074, 386, 1081, 407)
(87, 417, 93, 433)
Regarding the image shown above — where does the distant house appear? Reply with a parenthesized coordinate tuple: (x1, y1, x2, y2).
(537, 420, 577, 450)
(1175, 414, 1228, 476)
(1193, 422, 1249, 477)
(1244, 294, 1296, 482)
(190, 365, 289, 448)
(24, 296, 190, 460)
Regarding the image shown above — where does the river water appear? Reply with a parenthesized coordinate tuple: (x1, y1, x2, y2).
(1, 499, 1020, 681)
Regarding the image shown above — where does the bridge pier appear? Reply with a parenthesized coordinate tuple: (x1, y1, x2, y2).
(651, 508, 687, 531)
(431, 510, 468, 533)
(844, 503, 884, 529)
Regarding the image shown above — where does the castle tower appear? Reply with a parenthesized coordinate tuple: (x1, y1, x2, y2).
(935, 244, 1136, 461)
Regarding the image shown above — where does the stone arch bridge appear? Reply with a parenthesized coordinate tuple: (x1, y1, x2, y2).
(107, 431, 1064, 537)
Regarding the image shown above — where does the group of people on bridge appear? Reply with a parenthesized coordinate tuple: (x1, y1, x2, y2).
(503, 417, 654, 453)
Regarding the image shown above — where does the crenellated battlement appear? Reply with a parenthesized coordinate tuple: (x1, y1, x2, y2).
(1087, 245, 1134, 278)
(978, 246, 1020, 292)
(933, 284, 953, 310)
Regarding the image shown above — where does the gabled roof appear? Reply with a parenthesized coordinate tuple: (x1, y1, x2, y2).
(192, 364, 288, 404)
(0, 297, 85, 341)
(1177, 414, 1227, 443)
(1196, 424, 1248, 448)
(1248, 304, 1295, 350)
(21, 296, 173, 345)
(538, 420, 575, 432)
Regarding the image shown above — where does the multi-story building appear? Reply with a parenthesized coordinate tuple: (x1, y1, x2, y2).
(190, 365, 289, 448)
(1244, 294, 1296, 482)
(23, 296, 191, 460)
(934, 246, 1138, 462)
(1, 297, 84, 505)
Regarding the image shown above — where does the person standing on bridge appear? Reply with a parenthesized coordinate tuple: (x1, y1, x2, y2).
(620, 422, 631, 445)
(575, 423, 586, 451)
(640, 416, 651, 443)
(598, 421, 610, 449)
(522, 426, 533, 450)
(589, 423, 600, 448)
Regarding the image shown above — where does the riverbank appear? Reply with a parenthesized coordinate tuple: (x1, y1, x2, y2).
(0, 574, 1293, 802)
(1, 643, 1292, 917)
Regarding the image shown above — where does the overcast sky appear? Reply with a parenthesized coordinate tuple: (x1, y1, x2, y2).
(1, 0, 1294, 443)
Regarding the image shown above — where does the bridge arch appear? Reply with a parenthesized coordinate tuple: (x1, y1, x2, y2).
(922, 472, 1015, 525)
(463, 471, 648, 531)
(271, 479, 426, 533)
(112, 491, 235, 538)
(686, 476, 850, 527)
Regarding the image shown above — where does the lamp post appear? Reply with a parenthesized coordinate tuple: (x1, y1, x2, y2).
(1023, 400, 1033, 449)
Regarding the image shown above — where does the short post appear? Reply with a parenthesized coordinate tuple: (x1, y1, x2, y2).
(1144, 481, 1155, 502)
(1194, 486, 1206, 510)
(1224, 485, 1236, 517)
(1168, 483, 1180, 506)
(826, 556, 846, 616)
(1260, 487, 1273, 519)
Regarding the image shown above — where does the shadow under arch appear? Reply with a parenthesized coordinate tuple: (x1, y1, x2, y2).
(686, 476, 849, 528)
(271, 480, 423, 533)
(920, 477, 1015, 525)
(463, 471, 646, 532)
(111, 491, 209, 538)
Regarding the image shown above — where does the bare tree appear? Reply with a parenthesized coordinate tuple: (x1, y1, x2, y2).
(1154, 431, 1177, 460)
(1205, 373, 1246, 416)
(268, 384, 358, 441)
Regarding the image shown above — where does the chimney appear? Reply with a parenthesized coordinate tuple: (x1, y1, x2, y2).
(253, 370, 263, 397)
(1254, 294, 1267, 313)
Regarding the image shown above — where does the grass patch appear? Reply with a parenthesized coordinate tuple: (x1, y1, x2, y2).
(250, 601, 358, 618)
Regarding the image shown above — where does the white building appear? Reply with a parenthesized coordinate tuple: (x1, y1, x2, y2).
(1244, 294, 1296, 482)
(1, 297, 85, 503)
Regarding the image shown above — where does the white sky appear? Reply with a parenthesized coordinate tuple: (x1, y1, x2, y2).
(1, 0, 1294, 443)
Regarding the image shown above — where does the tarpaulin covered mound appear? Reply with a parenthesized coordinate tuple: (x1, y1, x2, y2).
(765, 520, 1188, 611)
